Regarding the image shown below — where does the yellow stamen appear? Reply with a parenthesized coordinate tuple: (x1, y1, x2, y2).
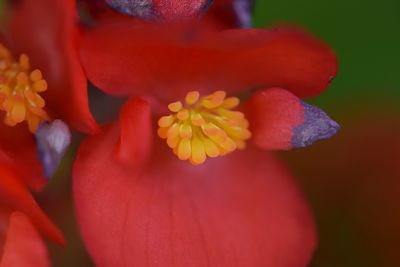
(168, 101, 182, 112)
(0, 43, 49, 133)
(158, 90, 251, 165)
(185, 91, 199, 105)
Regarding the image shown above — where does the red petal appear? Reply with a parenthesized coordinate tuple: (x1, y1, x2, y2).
(0, 212, 50, 267)
(0, 165, 64, 245)
(114, 97, 153, 167)
(205, 0, 237, 29)
(244, 87, 304, 150)
(73, 120, 316, 266)
(81, 23, 337, 103)
(244, 87, 339, 150)
(0, 124, 45, 191)
(6, 0, 99, 133)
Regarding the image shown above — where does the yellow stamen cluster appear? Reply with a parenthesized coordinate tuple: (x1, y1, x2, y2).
(0, 43, 48, 133)
(158, 90, 251, 165)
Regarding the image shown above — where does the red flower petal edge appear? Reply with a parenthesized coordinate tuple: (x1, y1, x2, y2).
(0, 212, 50, 267)
(6, 0, 99, 133)
(73, 101, 316, 267)
(0, 165, 64, 245)
(0, 124, 45, 191)
(244, 87, 340, 150)
(80, 23, 337, 102)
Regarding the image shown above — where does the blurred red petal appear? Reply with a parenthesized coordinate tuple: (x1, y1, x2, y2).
(0, 212, 50, 267)
(283, 114, 400, 267)
(244, 88, 339, 150)
(0, 165, 64, 245)
(81, 23, 337, 103)
(74, 120, 316, 266)
(6, 0, 98, 133)
(0, 124, 45, 191)
(205, 0, 237, 28)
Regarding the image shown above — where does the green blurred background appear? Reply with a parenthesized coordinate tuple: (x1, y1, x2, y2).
(254, 0, 400, 106)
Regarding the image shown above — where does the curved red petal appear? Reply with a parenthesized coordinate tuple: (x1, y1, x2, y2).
(0, 212, 50, 267)
(6, 0, 99, 133)
(81, 23, 337, 103)
(0, 165, 64, 245)
(244, 87, 303, 150)
(0, 124, 45, 191)
(115, 97, 153, 167)
(73, 121, 316, 266)
(244, 87, 339, 150)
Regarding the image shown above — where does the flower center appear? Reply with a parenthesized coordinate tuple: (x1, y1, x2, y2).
(0, 43, 48, 133)
(157, 90, 251, 165)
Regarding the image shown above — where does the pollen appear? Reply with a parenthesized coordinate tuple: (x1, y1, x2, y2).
(157, 90, 251, 165)
(0, 43, 49, 133)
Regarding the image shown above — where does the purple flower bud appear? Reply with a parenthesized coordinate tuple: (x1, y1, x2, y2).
(233, 0, 254, 28)
(35, 120, 72, 178)
(292, 102, 340, 148)
(105, 0, 155, 20)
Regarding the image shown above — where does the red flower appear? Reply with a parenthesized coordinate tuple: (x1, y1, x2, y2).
(0, 0, 92, 264)
(4, 0, 98, 133)
(0, 0, 100, 185)
(0, 160, 64, 266)
(73, 1, 339, 267)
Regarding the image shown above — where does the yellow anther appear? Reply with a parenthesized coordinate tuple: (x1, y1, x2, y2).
(33, 79, 48, 93)
(179, 123, 192, 139)
(157, 127, 168, 139)
(158, 115, 174, 128)
(201, 91, 226, 109)
(222, 97, 240, 109)
(0, 43, 49, 133)
(30, 69, 42, 81)
(191, 113, 205, 126)
(176, 109, 189, 120)
(191, 138, 206, 165)
(185, 91, 200, 105)
(168, 101, 183, 112)
(203, 138, 219, 158)
(157, 90, 251, 165)
(178, 139, 191, 160)
(213, 91, 226, 100)
(19, 54, 30, 70)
